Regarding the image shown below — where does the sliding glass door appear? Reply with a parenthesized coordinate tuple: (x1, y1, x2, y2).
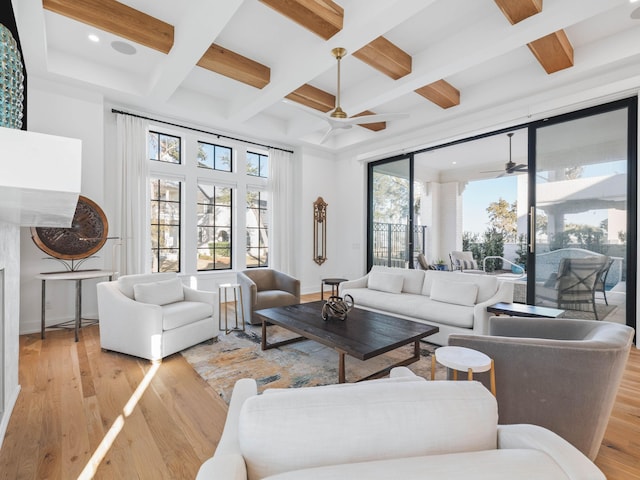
(529, 98, 636, 327)
(368, 156, 415, 269)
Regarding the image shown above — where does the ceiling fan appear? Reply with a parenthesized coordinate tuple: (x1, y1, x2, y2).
(482, 132, 528, 176)
(289, 47, 409, 144)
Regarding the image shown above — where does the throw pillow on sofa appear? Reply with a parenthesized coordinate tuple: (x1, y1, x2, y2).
(368, 271, 404, 294)
(133, 278, 185, 306)
(430, 278, 478, 306)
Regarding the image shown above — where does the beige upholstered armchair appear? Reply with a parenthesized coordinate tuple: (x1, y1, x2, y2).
(448, 316, 634, 460)
(237, 269, 300, 325)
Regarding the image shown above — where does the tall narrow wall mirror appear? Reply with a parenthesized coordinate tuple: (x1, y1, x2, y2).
(313, 197, 327, 265)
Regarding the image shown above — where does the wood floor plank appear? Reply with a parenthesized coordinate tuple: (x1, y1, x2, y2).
(0, 303, 638, 480)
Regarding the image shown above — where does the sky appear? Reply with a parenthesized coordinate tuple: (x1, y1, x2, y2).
(462, 176, 517, 235)
(462, 161, 627, 236)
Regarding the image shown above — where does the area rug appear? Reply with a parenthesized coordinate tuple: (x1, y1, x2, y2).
(182, 325, 446, 404)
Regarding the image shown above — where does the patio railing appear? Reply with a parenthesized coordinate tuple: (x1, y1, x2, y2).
(372, 223, 427, 268)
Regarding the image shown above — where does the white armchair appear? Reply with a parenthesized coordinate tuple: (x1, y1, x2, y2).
(97, 272, 218, 361)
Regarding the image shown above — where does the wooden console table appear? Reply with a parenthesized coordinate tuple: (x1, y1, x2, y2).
(487, 302, 565, 318)
(36, 270, 116, 342)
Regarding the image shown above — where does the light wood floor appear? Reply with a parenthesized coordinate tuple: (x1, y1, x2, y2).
(0, 307, 638, 479)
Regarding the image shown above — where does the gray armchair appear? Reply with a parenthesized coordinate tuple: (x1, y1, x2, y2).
(237, 269, 300, 325)
(448, 316, 634, 460)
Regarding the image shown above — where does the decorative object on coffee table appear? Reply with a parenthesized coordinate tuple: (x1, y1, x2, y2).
(321, 294, 354, 321)
(313, 196, 327, 265)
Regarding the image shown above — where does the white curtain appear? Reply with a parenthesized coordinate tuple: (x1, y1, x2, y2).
(268, 148, 294, 274)
(116, 114, 149, 275)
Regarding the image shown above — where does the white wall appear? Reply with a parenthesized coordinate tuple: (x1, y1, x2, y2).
(297, 146, 345, 294)
(0, 221, 20, 448)
(19, 77, 106, 334)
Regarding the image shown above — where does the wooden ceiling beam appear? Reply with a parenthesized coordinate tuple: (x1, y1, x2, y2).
(259, 0, 344, 40)
(415, 80, 460, 109)
(494, 0, 573, 74)
(493, 0, 542, 24)
(197, 44, 271, 89)
(353, 36, 412, 80)
(43, 0, 174, 54)
(352, 111, 386, 132)
(285, 84, 335, 112)
(528, 30, 574, 74)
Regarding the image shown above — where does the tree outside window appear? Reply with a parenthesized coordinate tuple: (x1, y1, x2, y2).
(151, 178, 181, 272)
(246, 189, 268, 267)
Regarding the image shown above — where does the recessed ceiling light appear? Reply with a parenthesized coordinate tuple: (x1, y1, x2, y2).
(88, 34, 100, 42)
(452, 161, 457, 165)
(111, 40, 137, 55)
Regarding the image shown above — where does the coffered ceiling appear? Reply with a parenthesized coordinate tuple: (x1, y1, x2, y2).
(11, 0, 640, 159)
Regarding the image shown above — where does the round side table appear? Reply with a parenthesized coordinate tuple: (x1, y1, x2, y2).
(430, 346, 496, 396)
(321, 278, 348, 300)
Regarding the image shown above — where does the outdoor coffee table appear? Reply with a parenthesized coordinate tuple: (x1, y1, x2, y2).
(255, 301, 439, 383)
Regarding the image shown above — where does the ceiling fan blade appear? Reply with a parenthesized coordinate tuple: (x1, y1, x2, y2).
(283, 99, 330, 121)
(342, 112, 409, 125)
(319, 126, 336, 144)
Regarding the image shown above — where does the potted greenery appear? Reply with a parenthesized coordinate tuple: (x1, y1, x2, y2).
(435, 259, 447, 271)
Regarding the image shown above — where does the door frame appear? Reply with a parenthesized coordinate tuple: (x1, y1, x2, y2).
(526, 97, 637, 330)
(367, 154, 414, 270)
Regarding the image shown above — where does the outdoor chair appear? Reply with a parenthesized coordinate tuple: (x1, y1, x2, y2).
(416, 253, 430, 270)
(449, 251, 484, 274)
(595, 257, 615, 306)
(536, 256, 610, 319)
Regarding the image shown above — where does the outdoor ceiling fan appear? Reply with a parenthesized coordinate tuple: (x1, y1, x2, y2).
(290, 47, 409, 144)
(483, 132, 528, 176)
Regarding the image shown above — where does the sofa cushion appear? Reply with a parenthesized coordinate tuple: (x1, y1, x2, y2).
(370, 266, 424, 294)
(423, 271, 498, 303)
(117, 272, 176, 299)
(263, 450, 573, 480)
(239, 381, 498, 480)
(162, 301, 213, 330)
(367, 271, 404, 294)
(133, 277, 185, 306)
(342, 289, 475, 329)
(430, 278, 478, 306)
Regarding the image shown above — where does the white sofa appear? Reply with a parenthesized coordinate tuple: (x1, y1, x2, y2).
(196, 367, 605, 480)
(97, 272, 218, 361)
(341, 266, 513, 345)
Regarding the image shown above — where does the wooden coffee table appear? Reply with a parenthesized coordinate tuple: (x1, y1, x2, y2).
(255, 301, 439, 383)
